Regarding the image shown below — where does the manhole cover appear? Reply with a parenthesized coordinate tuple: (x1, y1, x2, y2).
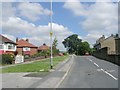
(24, 72, 50, 78)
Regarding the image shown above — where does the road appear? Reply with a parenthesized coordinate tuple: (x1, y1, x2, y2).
(59, 56, 118, 88)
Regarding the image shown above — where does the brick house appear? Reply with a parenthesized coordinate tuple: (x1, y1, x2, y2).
(38, 43, 50, 52)
(16, 38, 38, 56)
(0, 35, 17, 55)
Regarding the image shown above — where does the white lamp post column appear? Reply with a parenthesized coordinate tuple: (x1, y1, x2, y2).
(50, 0, 53, 69)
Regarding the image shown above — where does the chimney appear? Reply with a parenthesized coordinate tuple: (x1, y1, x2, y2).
(102, 35, 105, 38)
(16, 37, 18, 42)
(111, 34, 114, 37)
(26, 39, 29, 42)
(43, 43, 46, 46)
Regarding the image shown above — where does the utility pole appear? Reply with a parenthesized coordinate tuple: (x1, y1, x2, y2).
(50, 0, 53, 69)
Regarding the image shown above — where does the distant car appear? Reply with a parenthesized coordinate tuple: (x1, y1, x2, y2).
(58, 53, 64, 56)
(85, 52, 89, 56)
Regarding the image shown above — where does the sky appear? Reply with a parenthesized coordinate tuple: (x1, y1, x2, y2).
(0, 0, 118, 51)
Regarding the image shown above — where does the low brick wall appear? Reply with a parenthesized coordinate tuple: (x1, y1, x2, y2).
(24, 56, 48, 62)
(93, 47, 120, 66)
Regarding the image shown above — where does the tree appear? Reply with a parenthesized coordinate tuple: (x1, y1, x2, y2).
(52, 37, 59, 56)
(79, 41, 91, 55)
(62, 34, 82, 54)
(62, 34, 92, 55)
(52, 37, 58, 49)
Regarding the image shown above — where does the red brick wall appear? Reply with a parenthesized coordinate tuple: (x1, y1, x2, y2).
(17, 47, 23, 55)
(17, 47, 38, 56)
(30, 48, 38, 55)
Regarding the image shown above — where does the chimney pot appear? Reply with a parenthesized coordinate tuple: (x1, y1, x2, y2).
(16, 37, 18, 42)
(26, 39, 29, 42)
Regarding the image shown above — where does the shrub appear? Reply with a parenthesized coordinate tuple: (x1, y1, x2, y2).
(63, 52, 68, 55)
(53, 49, 59, 56)
(2, 54, 14, 64)
(24, 54, 30, 59)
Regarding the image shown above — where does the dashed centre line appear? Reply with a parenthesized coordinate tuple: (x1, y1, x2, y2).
(93, 62, 100, 67)
(87, 58, 118, 81)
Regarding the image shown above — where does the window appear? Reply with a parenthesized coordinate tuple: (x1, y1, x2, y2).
(7, 44, 15, 50)
(23, 47, 30, 51)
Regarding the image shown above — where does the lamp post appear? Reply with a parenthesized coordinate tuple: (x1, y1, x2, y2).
(50, 0, 53, 69)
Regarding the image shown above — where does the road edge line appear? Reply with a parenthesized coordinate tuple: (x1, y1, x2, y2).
(55, 55, 74, 88)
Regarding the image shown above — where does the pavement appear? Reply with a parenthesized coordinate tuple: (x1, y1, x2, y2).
(59, 56, 119, 88)
(1, 55, 73, 88)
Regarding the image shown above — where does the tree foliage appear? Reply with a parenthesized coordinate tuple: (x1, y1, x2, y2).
(1, 54, 14, 64)
(52, 37, 58, 49)
(62, 34, 91, 55)
(62, 34, 82, 54)
(52, 37, 59, 56)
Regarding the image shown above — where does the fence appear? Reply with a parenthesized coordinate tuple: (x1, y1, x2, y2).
(93, 47, 120, 66)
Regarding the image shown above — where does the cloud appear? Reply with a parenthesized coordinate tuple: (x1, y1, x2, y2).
(2, 2, 73, 51)
(2, 16, 73, 51)
(2, 3, 16, 21)
(63, 0, 88, 16)
(2, 17, 34, 35)
(17, 2, 51, 21)
(63, 1, 118, 46)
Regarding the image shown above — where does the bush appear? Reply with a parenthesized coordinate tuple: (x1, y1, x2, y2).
(24, 54, 30, 59)
(2, 54, 14, 64)
(63, 52, 68, 55)
(53, 49, 59, 56)
(31, 50, 50, 58)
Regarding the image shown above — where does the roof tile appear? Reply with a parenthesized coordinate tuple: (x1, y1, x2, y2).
(17, 39, 37, 48)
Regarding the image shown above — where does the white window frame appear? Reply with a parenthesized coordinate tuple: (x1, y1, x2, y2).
(23, 47, 30, 51)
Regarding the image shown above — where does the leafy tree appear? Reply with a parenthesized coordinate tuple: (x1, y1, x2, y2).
(79, 41, 91, 55)
(52, 37, 58, 49)
(52, 37, 59, 56)
(89, 48, 96, 54)
(62, 34, 92, 55)
(62, 34, 82, 54)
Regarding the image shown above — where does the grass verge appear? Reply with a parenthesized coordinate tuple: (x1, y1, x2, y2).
(1, 55, 69, 73)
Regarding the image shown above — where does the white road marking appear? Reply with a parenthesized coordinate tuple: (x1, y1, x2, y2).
(93, 62, 100, 67)
(56, 55, 74, 88)
(97, 69, 102, 72)
(87, 58, 93, 62)
(100, 69, 118, 80)
(106, 70, 115, 73)
(88, 58, 99, 68)
(87, 58, 118, 81)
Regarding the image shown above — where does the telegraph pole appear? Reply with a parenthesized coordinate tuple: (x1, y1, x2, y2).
(50, 0, 53, 69)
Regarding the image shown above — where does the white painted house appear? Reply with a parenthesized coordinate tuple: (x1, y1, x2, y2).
(0, 35, 17, 55)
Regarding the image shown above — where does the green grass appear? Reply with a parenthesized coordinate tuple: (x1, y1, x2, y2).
(1, 55, 68, 73)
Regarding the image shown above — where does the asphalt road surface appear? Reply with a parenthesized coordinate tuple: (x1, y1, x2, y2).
(59, 56, 118, 88)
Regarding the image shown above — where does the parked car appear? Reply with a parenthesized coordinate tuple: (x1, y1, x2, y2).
(85, 52, 89, 56)
(58, 53, 64, 56)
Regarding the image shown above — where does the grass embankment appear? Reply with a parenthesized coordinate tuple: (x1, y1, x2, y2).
(1, 55, 68, 73)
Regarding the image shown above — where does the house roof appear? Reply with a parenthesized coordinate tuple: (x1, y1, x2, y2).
(16, 39, 37, 48)
(38, 43, 50, 50)
(0, 34, 17, 44)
